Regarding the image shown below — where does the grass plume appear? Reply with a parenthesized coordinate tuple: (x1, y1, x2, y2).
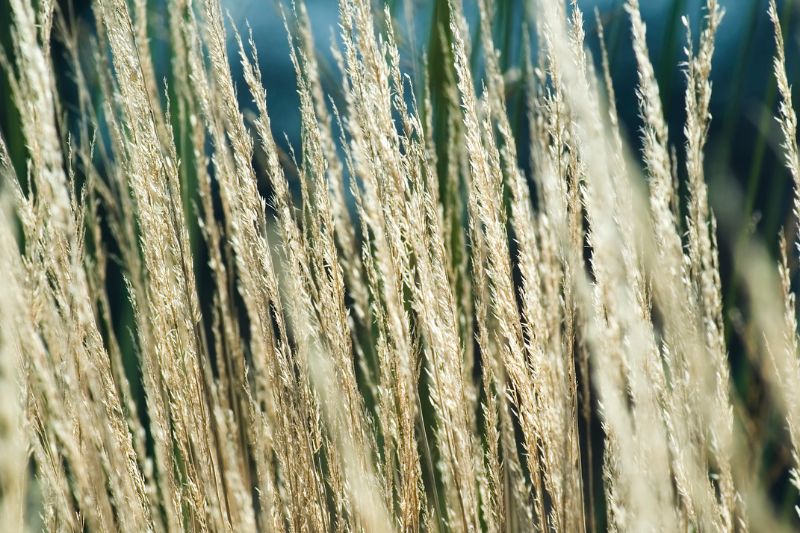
(3, 0, 800, 530)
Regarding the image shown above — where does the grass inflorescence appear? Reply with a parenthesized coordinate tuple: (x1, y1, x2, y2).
(2, 0, 800, 531)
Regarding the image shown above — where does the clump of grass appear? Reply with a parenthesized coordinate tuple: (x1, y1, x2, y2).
(2, 0, 800, 530)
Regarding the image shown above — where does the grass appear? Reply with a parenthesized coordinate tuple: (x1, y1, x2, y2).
(2, 0, 800, 531)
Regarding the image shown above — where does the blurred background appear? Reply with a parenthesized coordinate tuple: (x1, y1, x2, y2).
(3, 0, 800, 526)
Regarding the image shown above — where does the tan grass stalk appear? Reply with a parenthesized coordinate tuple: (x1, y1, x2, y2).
(4, 0, 800, 530)
(768, 0, 800, 509)
(535, 1, 684, 529)
(0, 201, 29, 532)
